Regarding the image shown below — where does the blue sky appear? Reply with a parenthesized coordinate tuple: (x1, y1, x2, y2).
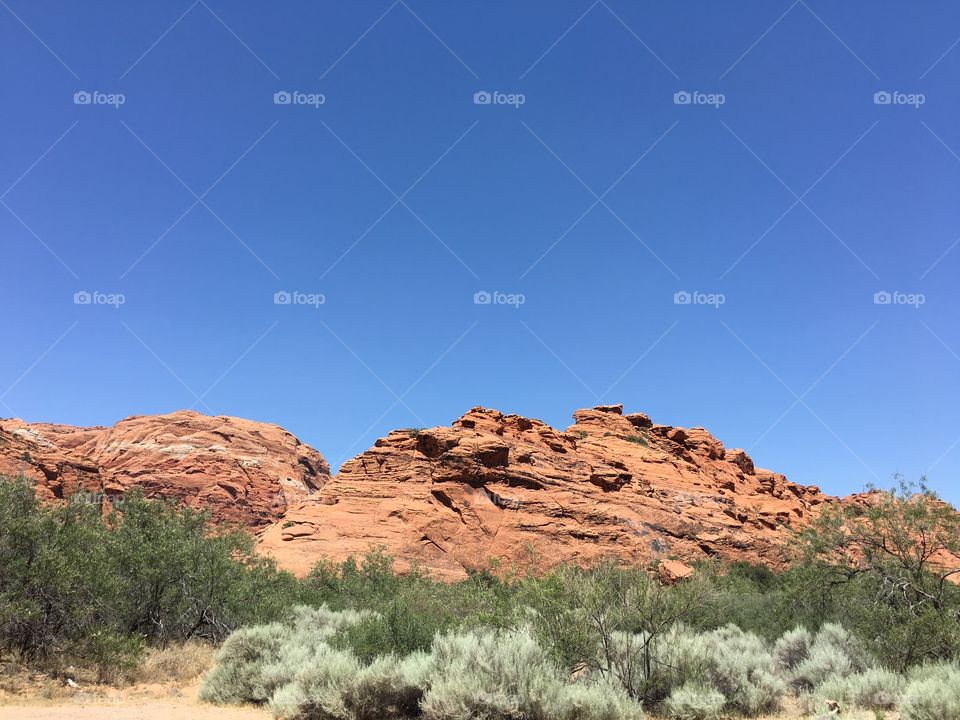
(2, 1, 959, 503)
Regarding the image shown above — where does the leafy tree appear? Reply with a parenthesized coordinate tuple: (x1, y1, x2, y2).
(523, 562, 714, 704)
(0, 476, 305, 678)
(798, 477, 960, 668)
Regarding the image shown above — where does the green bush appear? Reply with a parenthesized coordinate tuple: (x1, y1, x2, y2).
(0, 475, 309, 677)
(663, 683, 725, 720)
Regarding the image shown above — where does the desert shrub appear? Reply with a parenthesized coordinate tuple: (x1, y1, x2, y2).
(663, 683, 725, 720)
(421, 626, 644, 720)
(268, 644, 361, 720)
(847, 667, 904, 709)
(773, 626, 812, 673)
(908, 660, 960, 683)
(422, 627, 562, 719)
(288, 605, 374, 639)
(812, 668, 905, 713)
(901, 662, 960, 720)
(332, 589, 456, 662)
(523, 561, 712, 706)
(549, 678, 646, 720)
(602, 624, 781, 716)
(311, 550, 522, 663)
(340, 652, 432, 720)
(801, 668, 906, 715)
(0, 477, 122, 672)
(699, 625, 783, 716)
(200, 605, 371, 707)
(784, 622, 870, 692)
(199, 623, 293, 704)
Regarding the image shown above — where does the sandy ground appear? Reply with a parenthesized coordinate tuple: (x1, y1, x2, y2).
(0, 682, 271, 720)
(0, 680, 891, 720)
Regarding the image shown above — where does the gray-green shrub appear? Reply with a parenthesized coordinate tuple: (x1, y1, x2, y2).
(421, 627, 644, 720)
(700, 625, 783, 716)
(602, 624, 781, 716)
(663, 683, 725, 720)
(340, 652, 433, 720)
(773, 626, 811, 673)
(901, 663, 960, 720)
(553, 678, 647, 720)
(784, 622, 870, 692)
(268, 645, 361, 720)
(199, 605, 371, 706)
(813, 668, 905, 711)
(199, 623, 293, 704)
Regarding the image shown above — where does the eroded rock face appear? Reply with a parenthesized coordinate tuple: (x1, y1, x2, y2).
(258, 405, 829, 579)
(0, 411, 330, 528)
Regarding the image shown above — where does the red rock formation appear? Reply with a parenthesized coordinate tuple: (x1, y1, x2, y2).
(258, 405, 830, 579)
(0, 411, 330, 528)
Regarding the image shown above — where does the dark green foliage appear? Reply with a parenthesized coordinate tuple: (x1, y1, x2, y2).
(0, 476, 305, 678)
(307, 549, 520, 660)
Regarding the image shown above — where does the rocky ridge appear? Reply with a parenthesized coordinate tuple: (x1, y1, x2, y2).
(0, 411, 330, 528)
(258, 404, 830, 578)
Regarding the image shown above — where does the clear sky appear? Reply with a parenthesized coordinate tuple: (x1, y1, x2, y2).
(2, 1, 959, 503)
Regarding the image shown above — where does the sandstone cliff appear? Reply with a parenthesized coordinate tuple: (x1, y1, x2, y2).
(258, 404, 829, 578)
(0, 411, 330, 528)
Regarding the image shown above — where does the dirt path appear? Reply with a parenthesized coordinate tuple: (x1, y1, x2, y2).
(0, 680, 271, 720)
(0, 697, 270, 720)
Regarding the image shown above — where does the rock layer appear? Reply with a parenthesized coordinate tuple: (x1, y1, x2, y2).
(0, 411, 330, 528)
(258, 405, 829, 578)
